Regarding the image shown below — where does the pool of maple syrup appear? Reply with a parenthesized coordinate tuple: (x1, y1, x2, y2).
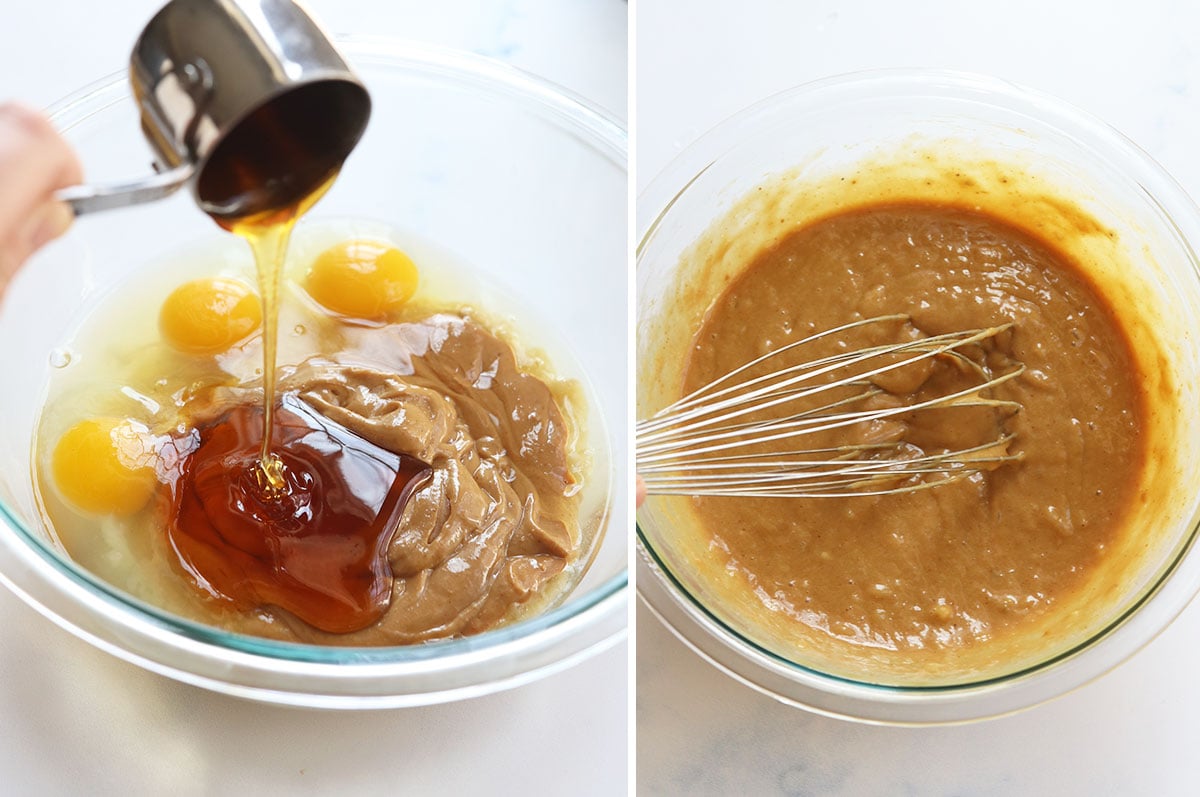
(168, 393, 430, 634)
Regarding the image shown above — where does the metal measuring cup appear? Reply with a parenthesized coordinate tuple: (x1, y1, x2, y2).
(57, 0, 371, 221)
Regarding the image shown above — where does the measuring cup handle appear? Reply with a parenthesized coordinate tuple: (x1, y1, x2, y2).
(55, 162, 195, 217)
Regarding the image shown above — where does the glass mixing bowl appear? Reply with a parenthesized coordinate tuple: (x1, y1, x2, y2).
(636, 70, 1200, 724)
(0, 39, 627, 708)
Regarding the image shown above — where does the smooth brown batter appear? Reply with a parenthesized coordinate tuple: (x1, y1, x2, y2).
(682, 202, 1146, 675)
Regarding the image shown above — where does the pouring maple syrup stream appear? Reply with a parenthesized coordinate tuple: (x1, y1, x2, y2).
(166, 100, 432, 635)
(200, 90, 350, 487)
(219, 175, 333, 492)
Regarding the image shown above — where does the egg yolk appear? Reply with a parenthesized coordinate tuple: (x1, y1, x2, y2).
(52, 418, 158, 516)
(159, 277, 262, 354)
(305, 239, 419, 319)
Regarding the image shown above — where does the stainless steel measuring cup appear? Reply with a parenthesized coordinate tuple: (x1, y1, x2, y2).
(57, 0, 371, 221)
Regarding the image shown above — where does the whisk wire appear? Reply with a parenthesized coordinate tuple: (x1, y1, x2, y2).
(646, 314, 992, 422)
(638, 324, 1014, 450)
(637, 315, 1025, 499)
(638, 355, 1023, 463)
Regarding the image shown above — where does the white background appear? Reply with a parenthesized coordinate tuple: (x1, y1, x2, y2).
(637, 1, 1200, 795)
(13, 0, 1200, 793)
(0, 1, 628, 795)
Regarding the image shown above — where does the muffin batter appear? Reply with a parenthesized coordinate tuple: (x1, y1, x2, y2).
(681, 202, 1146, 675)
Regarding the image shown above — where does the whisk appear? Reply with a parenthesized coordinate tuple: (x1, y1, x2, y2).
(636, 314, 1026, 499)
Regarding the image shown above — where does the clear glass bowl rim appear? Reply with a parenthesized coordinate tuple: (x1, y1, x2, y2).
(0, 38, 628, 674)
(636, 67, 1200, 722)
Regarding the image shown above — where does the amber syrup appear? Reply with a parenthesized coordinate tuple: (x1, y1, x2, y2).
(168, 393, 430, 633)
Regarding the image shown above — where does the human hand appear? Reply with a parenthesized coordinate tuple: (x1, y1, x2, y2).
(0, 102, 82, 295)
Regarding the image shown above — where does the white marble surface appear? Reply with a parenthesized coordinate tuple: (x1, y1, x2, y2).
(637, 1, 1200, 794)
(0, 2, 628, 795)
